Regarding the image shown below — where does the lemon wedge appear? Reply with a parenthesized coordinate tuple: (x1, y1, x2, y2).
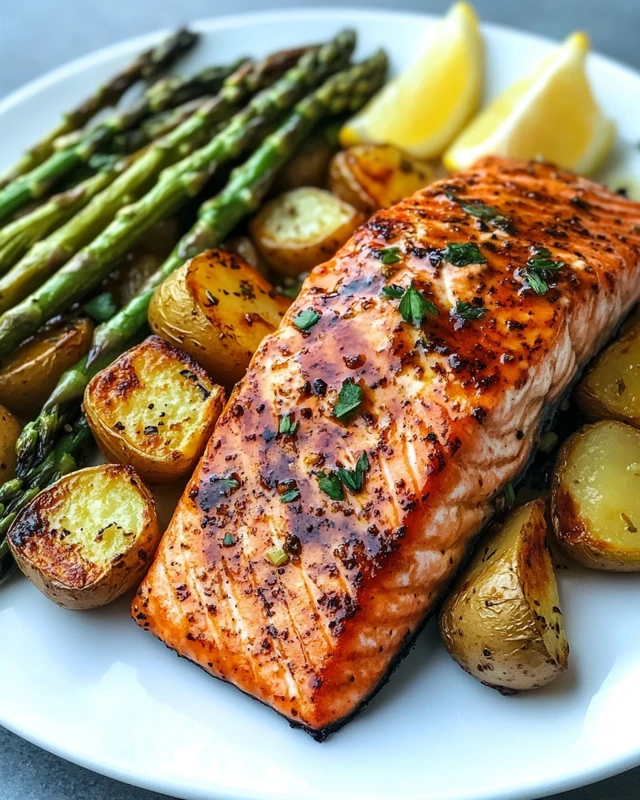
(339, 2, 483, 159)
(444, 32, 615, 175)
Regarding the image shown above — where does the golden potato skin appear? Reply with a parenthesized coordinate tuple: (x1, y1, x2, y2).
(8, 464, 160, 610)
(329, 144, 433, 213)
(149, 249, 290, 386)
(576, 322, 640, 428)
(439, 500, 569, 693)
(84, 336, 225, 483)
(552, 420, 640, 570)
(0, 404, 21, 482)
(250, 187, 364, 277)
(0, 316, 93, 418)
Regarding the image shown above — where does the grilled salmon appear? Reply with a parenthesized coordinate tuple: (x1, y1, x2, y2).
(133, 157, 640, 738)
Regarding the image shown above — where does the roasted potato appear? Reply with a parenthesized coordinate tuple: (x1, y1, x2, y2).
(84, 336, 225, 484)
(576, 322, 640, 428)
(149, 249, 291, 386)
(250, 187, 363, 276)
(275, 131, 336, 191)
(329, 144, 433, 213)
(0, 404, 21, 482)
(0, 316, 93, 418)
(439, 500, 569, 693)
(8, 464, 160, 610)
(552, 420, 640, 570)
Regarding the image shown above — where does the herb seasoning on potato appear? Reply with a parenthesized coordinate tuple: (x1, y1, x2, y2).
(84, 336, 225, 484)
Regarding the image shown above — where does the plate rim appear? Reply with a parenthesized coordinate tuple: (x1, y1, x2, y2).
(1, 7, 640, 800)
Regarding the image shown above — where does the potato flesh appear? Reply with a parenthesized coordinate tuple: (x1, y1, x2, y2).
(250, 187, 362, 276)
(260, 188, 353, 244)
(557, 421, 640, 554)
(577, 325, 640, 427)
(96, 346, 218, 457)
(48, 472, 146, 570)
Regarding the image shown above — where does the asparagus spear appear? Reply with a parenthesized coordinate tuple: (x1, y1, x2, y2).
(0, 32, 355, 353)
(0, 59, 244, 224)
(0, 28, 198, 190)
(0, 46, 314, 316)
(0, 52, 386, 580)
(0, 165, 123, 275)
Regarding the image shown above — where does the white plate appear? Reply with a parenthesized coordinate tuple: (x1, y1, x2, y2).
(1, 8, 640, 800)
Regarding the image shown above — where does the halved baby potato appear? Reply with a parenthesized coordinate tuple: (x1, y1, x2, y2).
(149, 249, 291, 386)
(329, 144, 433, 213)
(0, 404, 21, 482)
(0, 315, 93, 419)
(250, 187, 364, 277)
(8, 464, 160, 610)
(439, 500, 569, 693)
(576, 322, 640, 428)
(84, 336, 225, 484)
(552, 420, 640, 570)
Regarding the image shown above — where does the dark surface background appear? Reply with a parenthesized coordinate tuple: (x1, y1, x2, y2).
(1, 1, 639, 798)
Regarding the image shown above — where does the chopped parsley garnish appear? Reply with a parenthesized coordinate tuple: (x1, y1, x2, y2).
(292, 308, 321, 331)
(278, 412, 298, 437)
(379, 246, 402, 265)
(223, 533, 236, 547)
(520, 246, 565, 295)
(381, 284, 405, 299)
(333, 379, 362, 421)
(503, 482, 516, 507)
(266, 547, 289, 567)
(442, 242, 487, 266)
(453, 301, 487, 321)
(398, 282, 438, 326)
(83, 292, 117, 323)
(446, 193, 511, 228)
(215, 477, 240, 495)
(317, 471, 345, 501)
(335, 452, 370, 494)
(280, 487, 301, 504)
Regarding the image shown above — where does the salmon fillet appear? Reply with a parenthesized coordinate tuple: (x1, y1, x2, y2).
(132, 157, 640, 738)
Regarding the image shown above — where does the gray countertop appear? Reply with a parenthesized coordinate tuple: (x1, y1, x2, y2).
(1, 1, 639, 798)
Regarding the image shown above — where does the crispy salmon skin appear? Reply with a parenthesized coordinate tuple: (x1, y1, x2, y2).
(133, 157, 640, 737)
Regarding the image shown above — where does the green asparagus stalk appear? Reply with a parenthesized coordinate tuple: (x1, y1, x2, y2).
(0, 59, 242, 225)
(0, 46, 314, 317)
(0, 52, 386, 581)
(0, 28, 199, 190)
(0, 165, 124, 275)
(0, 32, 355, 354)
